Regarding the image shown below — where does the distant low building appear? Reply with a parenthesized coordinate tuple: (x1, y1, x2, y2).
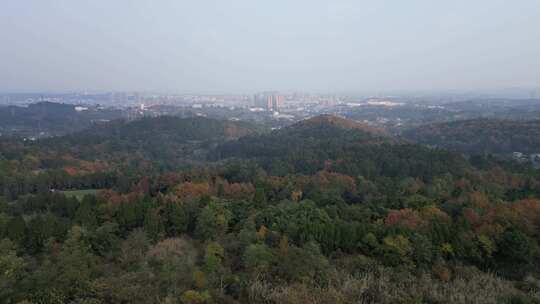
(249, 107, 265, 112)
(512, 152, 540, 166)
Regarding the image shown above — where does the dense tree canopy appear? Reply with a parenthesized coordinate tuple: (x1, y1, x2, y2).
(1, 115, 540, 303)
(402, 118, 540, 155)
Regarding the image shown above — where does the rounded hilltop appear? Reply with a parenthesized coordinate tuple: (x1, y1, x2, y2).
(292, 114, 388, 136)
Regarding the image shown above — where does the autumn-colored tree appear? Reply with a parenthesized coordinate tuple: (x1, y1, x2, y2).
(384, 208, 425, 229)
(175, 182, 212, 200)
(147, 238, 198, 297)
(181, 290, 211, 304)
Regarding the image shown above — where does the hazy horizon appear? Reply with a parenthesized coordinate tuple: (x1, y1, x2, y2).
(2, 0, 540, 93)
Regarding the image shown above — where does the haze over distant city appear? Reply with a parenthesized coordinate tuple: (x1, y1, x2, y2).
(2, 0, 540, 93)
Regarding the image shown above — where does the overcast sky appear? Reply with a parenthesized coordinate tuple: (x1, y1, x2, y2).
(1, 0, 540, 93)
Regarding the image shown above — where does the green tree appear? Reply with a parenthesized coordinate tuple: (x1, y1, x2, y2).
(7, 215, 26, 245)
(75, 195, 98, 229)
(26, 215, 57, 253)
(253, 187, 267, 207)
(411, 233, 433, 268)
(203, 241, 228, 291)
(89, 221, 120, 257)
(143, 208, 164, 241)
(165, 201, 189, 236)
(0, 239, 26, 302)
(195, 201, 231, 241)
(276, 242, 332, 284)
(181, 290, 211, 304)
(382, 234, 414, 267)
(119, 229, 150, 269)
(498, 229, 531, 263)
(147, 238, 198, 298)
(243, 243, 275, 275)
(38, 226, 98, 301)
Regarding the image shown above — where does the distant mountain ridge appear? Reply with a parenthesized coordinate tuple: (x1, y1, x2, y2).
(39, 116, 262, 172)
(292, 114, 388, 136)
(402, 118, 540, 155)
(71, 116, 258, 142)
(0, 102, 123, 136)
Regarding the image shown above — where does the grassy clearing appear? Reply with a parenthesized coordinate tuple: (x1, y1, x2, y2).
(60, 189, 101, 201)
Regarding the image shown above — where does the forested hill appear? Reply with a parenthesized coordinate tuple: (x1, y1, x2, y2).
(56, 116, 260, 144)
(35, 116, 263, 172)
(215, 115, 469, 180)
(291, 114, 389, 136)
(402, 118, 540, 155)
(3, 114, 540, 303)
(0, 102, 123, 136)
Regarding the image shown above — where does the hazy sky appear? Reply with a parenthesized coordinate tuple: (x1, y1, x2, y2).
(1, 0, 540, 93)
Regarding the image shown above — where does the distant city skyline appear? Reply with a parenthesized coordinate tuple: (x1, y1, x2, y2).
(2, 1, 540, 93)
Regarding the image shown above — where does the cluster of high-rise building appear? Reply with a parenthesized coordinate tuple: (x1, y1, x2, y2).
(253, 93, 284, 111)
